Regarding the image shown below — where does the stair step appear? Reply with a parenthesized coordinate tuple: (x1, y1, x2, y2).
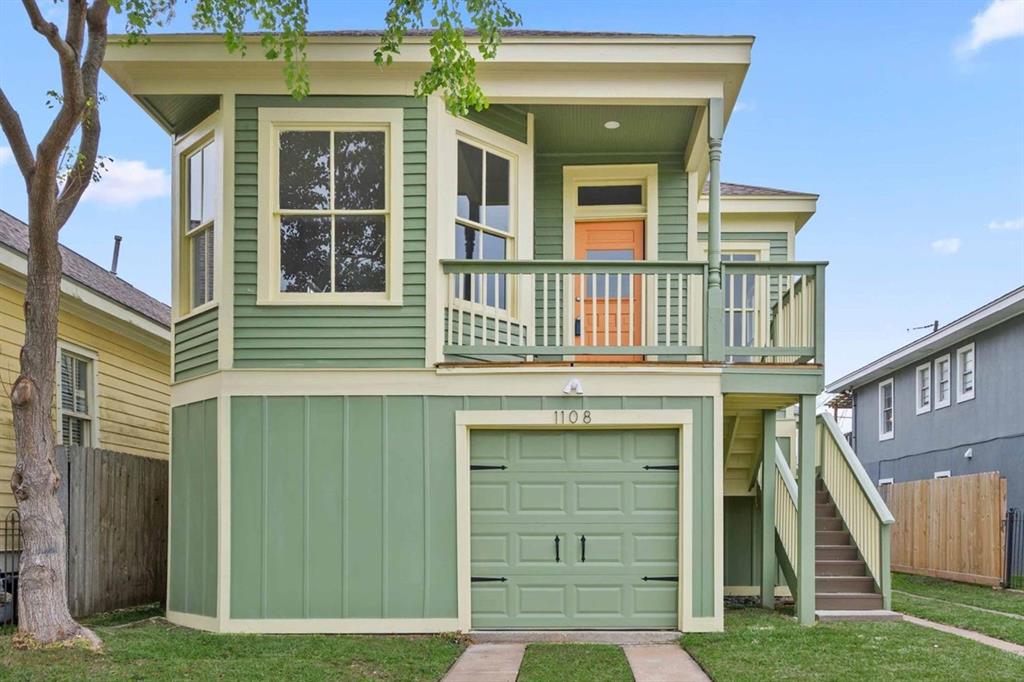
(815, 490, 829, 504)
(817, 530, 850, 545)
(817, 478, 826, 492)
(816, 503, 836, 517)
(816, 517, 844, 531)
(817, 545, 859, 561)
(817, 576, 877, 593)
(816, 560, 867, 576)
(816, 592, 884, 611)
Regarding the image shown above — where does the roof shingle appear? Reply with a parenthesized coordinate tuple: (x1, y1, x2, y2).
(703, 181, 817, 197)
(0, 209, 170, 329)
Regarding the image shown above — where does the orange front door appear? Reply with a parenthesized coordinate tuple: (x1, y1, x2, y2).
(573, 220, 645, 361)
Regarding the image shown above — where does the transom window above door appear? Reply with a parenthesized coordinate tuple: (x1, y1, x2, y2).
(455, 139, 514, 308)
(257, 107, 404, 305)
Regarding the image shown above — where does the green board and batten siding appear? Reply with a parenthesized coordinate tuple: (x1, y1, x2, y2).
(229, 395, 716, 621)
(169, 399, 218, 617)
(233, 95, 428, 368)
(174, 307, 218, 381)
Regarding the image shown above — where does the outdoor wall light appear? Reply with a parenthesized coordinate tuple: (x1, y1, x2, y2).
(603, 120, 621, 130)
(562, 378, 584, 395)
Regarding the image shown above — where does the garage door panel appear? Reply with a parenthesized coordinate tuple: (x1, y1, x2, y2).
(470, 428, 679, 629)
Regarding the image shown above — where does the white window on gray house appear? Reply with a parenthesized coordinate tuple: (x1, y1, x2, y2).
(455, 139, 513, 308)
(915, 363, 931, 414)
(934, 354, 951, 408)
(278, 129, 389, 294)
(956, 343, 976, 403)
(879, 378, 894, 441)
(185, 140, 217, 308)
(60, 351, 94, 447)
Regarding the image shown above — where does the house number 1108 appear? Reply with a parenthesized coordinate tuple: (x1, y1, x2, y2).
(554, 409, 591, 425)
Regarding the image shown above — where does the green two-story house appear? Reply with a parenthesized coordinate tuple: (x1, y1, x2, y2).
(104, 30, 892, 634)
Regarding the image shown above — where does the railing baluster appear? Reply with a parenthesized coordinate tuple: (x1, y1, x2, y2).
(616, 274, 623, 348)
(590, 272, 597, 347)
(468, 272, 476, 347)
(542, 273, 549, 348)
(520, 274, 527, 347)
(555, 274, 562, 347)
(663, 273, 670, 347)
(629, 276, 635, 350)
(677, 273, 683, 347)
(577, 273, 584, 348)
(640, 274, 647, 348)
(446, 273, 454, 349)
(603, 273, 610, 348)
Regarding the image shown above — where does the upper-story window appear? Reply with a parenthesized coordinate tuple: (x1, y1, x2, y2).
(956, 343, 975, 402)
(184, 140, 217, 309)
(59, 347, 97, 447)
(934, 354, 951, 408)
(879, 377, 894, 441)
(258, 108, 404, 305)
(455, 139, 513, 308)
(915, 363, 931, 414)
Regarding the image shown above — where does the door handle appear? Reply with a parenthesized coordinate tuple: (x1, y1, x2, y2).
(580, 534, 587, 563)
(554, 535, 560, 563)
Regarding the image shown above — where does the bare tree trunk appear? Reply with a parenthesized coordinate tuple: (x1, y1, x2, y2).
(9, 186, 98, 648)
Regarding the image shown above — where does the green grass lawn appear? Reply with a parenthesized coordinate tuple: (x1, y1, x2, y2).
(894, 573, 1024, 617)
(893, 573, 1024, 646)
(517, 643, 633, 682)
(0, 606, 465, 681)
(681, 608, 1024, 681)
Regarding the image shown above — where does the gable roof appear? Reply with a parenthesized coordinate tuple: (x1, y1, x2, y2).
(703, 181, 818, 197)
(0, 209, 171, 329)
(826, 286, 1024, 394)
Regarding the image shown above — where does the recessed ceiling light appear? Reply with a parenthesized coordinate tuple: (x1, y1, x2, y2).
(604, 120, 620, 130)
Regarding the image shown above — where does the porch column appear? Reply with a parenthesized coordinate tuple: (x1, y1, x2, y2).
(760, 410, 777, 609)
(704, 98, 725, 362)
(796, 394, 817, 625)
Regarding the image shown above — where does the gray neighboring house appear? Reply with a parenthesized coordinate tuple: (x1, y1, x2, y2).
(826, 286, 1024, 512)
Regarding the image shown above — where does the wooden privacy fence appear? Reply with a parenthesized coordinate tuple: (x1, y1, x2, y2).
(879, 472, 1006, 586)
(56, 446, 168, 617)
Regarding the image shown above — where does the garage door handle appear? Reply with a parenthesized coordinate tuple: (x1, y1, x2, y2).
(580, 535, 586, 563)
(642, 576, 678, 582)
(554, 535, 560, 562)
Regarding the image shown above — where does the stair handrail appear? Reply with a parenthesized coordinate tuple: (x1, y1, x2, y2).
(817, 413, 894, 524)
(775, 444, 798, 506)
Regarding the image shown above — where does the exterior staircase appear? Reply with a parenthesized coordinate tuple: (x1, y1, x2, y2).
(815, 477, 883, 610)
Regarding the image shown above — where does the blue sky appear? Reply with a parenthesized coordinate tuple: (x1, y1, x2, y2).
(1, 0, 1022, 382)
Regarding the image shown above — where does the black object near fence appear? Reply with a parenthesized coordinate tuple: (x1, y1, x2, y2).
(0, 510, 20, 626)
(1005, 508, 1024, 590)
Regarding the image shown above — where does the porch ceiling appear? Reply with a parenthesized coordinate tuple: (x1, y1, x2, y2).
(525, 104, 697, 155)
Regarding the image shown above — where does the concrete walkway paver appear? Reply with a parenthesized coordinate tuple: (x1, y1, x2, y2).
(902, 614, 1024, 656)
(623, 644, 710, 682)
(441, 643, 526, 682)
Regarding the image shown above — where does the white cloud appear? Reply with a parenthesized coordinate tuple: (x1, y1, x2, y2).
(931, 237, 962, 255)
(0, 146, 11, 166)
(83, 159, 170, 206)
(956, 0, 1024, 56)
(733, 100, 755, 113)
(988, 217, 1024, 231)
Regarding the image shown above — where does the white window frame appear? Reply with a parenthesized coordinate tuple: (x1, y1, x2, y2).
(934, 470, 951, 479)
(915, 362, 932, 415)
(437, 112, 533, 322)
(694, 240, 772, 351)
(878, 377, 895, 441)
(172, 113, 221, 321)
(934, 353, 951, 409)
(956, 342, 976, 403)
(257, 107, 404, 305)
(55, 341, 100, 448)
(878, 477, 894, 486)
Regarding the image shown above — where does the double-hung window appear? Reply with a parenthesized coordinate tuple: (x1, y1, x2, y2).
(259, 108, 404, 304)
(956, 343, 976, 402)
(454, 139, 513, 309)
(915, 363, 931, 414)
(178, 131, 218, 314)
(879, 378, 894, 441)
(934, 354, 951, 408)
(59, 349, 95, 447)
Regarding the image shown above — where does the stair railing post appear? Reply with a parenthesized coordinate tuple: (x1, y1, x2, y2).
(760, 410, 777, 609)
(797, 395, 817, 625)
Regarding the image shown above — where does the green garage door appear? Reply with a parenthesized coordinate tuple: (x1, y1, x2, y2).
(470, 428, 679, 629)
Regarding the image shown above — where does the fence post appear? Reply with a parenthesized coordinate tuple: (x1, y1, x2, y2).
(1006, 509, 1017, 589)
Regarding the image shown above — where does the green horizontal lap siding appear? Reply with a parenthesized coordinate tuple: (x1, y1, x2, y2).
(233, 95, 427, 368)
(229, 395, 716, 621)
(534, 153, 690, 346)
(174, 308, 218, 381)
(169, 399, 218, 617)
(464, 104, 529, 143)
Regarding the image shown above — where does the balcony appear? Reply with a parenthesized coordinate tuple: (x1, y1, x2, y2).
(440, 259, 825, 365)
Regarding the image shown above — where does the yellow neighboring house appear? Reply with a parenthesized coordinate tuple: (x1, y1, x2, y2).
(0, 209, 171, 515)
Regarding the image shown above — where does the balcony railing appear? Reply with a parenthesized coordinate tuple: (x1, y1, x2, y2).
(440, 259, 826, 364)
